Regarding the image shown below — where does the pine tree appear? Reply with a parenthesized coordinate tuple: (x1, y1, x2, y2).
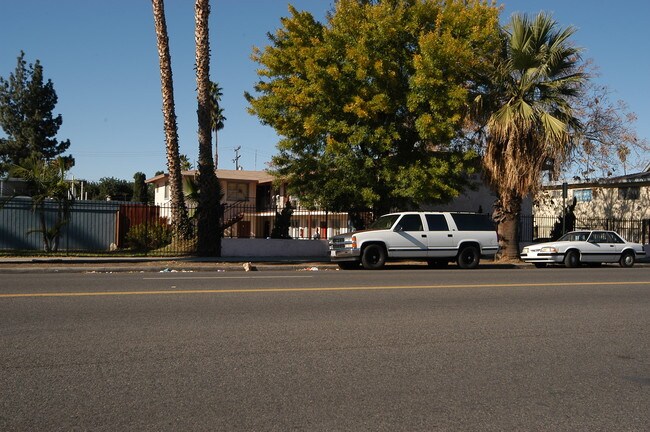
(0, 51, 72, 175)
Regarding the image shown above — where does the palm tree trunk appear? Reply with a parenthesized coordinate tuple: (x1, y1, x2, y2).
(195, 0, 221, 256)
(493, 194, 522, 260)
(152, 0, 191, 239)
(213, 132, 218, 168)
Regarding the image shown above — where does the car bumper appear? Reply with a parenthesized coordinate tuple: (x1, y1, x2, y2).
(520, 252, 565, 264)
(330, 248, 361, 262)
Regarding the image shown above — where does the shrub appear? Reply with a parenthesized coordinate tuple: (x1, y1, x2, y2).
(125, 222, 172, 250)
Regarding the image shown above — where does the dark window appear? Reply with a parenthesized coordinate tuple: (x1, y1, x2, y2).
(618, 186, 639, 200)
(589, 232, 609, 243)
(395, 214, 423, 231)
(425, 214, 449, 231)
(450, 213, 495, 231)
(606, 232, 624, 244)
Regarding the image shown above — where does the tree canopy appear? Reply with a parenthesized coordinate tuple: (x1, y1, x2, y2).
(0, 51, 72, 175)
(247, 0, 501, 213)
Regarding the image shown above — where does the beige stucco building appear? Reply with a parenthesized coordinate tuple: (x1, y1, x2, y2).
(533, 166, 650, 241)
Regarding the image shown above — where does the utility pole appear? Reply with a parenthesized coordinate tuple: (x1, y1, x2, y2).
(233, 146, 242, 170)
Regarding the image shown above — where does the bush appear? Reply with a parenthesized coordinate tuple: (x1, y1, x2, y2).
(125, 222, 173, 250)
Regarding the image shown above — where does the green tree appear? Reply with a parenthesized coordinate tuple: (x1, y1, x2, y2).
(0, 51, 73, 175)
(195, 0, 221, 256)
(477, 12, 586, 258)
(93, 177, 133, 201)
(7, 156, 73, 252)
(152, 0, 191, 238)
(132, 172, 148, 203)
(247, 0, 501, 214)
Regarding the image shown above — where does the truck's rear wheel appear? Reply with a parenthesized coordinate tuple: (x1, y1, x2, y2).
(457, 245, 480, 269)
(361, 244, 386, 270)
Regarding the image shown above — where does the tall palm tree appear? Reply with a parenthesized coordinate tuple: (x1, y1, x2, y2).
(481, 12, 586, 259)
(209, 81, 226, 168)
(195, 0, 221, 256)
(151, 0, 191, 238)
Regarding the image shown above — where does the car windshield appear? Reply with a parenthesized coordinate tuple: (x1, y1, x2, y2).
(558, 231, 590, 242)
(368, 214, 400, 230)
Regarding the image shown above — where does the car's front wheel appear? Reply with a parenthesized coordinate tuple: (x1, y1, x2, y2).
(361, 244, 386, 270)
(564, 250, 580, 268)
(619, 251, 635, 268)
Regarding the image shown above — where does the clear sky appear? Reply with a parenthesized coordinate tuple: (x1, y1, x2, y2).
(1, 0, 647, 182)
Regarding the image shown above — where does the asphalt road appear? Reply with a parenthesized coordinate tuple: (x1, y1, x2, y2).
(1, 266, 649, 431)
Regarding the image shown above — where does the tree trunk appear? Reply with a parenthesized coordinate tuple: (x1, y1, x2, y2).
(195, 0, 221, 256)
(493, 194, 522, 260)
(152, 0, 191, 239)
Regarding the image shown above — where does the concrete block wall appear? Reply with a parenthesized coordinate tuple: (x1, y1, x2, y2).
(222, 238, 329, 258)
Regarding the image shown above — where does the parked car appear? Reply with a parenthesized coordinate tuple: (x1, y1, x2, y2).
(329, 212, 499, 270)
(520, 230, 646, 268)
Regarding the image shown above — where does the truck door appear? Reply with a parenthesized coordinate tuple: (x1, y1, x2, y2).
(387, 214, 429, 258)
(424, 214, 456, 258)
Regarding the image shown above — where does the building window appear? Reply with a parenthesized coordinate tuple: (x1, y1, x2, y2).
(227, 182, 249, 201)
(618, 186, 639, 200)
(164, 182, 169, 199)
(573, 189, 592, 202)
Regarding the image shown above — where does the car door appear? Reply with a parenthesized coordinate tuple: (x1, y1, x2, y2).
(424, 214, 456, 258)
(386, 214, 428, 258)
(583, 231, 618, 263)
(605, 232, 626, 261)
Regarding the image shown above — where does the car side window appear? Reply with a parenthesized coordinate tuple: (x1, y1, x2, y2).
(425, 214, 449, 231)
(592, 232, 608, 243)
(395, 214, 423, 231)
(606, 232, 624, 243)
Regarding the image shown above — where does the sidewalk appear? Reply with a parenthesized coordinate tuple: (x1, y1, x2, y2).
(0, 256, 338, 274)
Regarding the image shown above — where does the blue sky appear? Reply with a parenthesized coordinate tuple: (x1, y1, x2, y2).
(0, 0, 647, 182)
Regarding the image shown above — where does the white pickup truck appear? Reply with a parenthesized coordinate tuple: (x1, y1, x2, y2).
(329, 212, 499, 270)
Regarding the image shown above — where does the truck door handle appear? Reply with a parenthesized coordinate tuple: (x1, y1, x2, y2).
(421, 234, 427, 238)
(447, 234, 453, 237)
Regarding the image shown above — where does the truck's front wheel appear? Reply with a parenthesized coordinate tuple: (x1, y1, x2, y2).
(361, 244, 386, 270)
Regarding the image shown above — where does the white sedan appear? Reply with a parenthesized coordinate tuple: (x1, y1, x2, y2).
(520, 230, 646, 268)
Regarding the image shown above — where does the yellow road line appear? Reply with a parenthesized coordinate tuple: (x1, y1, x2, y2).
(0, 281, 649, 298)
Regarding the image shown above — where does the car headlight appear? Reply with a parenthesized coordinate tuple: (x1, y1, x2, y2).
(522, 247, 529, 254)
(540, 247, 558, 253)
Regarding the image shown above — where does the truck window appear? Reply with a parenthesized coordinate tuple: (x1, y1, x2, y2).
(395, 214, 423, 231)
(425, 214, 449, 231)
(450, 214, 495, 231)
(368, 214, 400, 230)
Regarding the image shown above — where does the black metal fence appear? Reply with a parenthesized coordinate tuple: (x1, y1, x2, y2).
(1, 198, 648, 256)
(520, 214, 650, 244)
(0, 199, 375, 256)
